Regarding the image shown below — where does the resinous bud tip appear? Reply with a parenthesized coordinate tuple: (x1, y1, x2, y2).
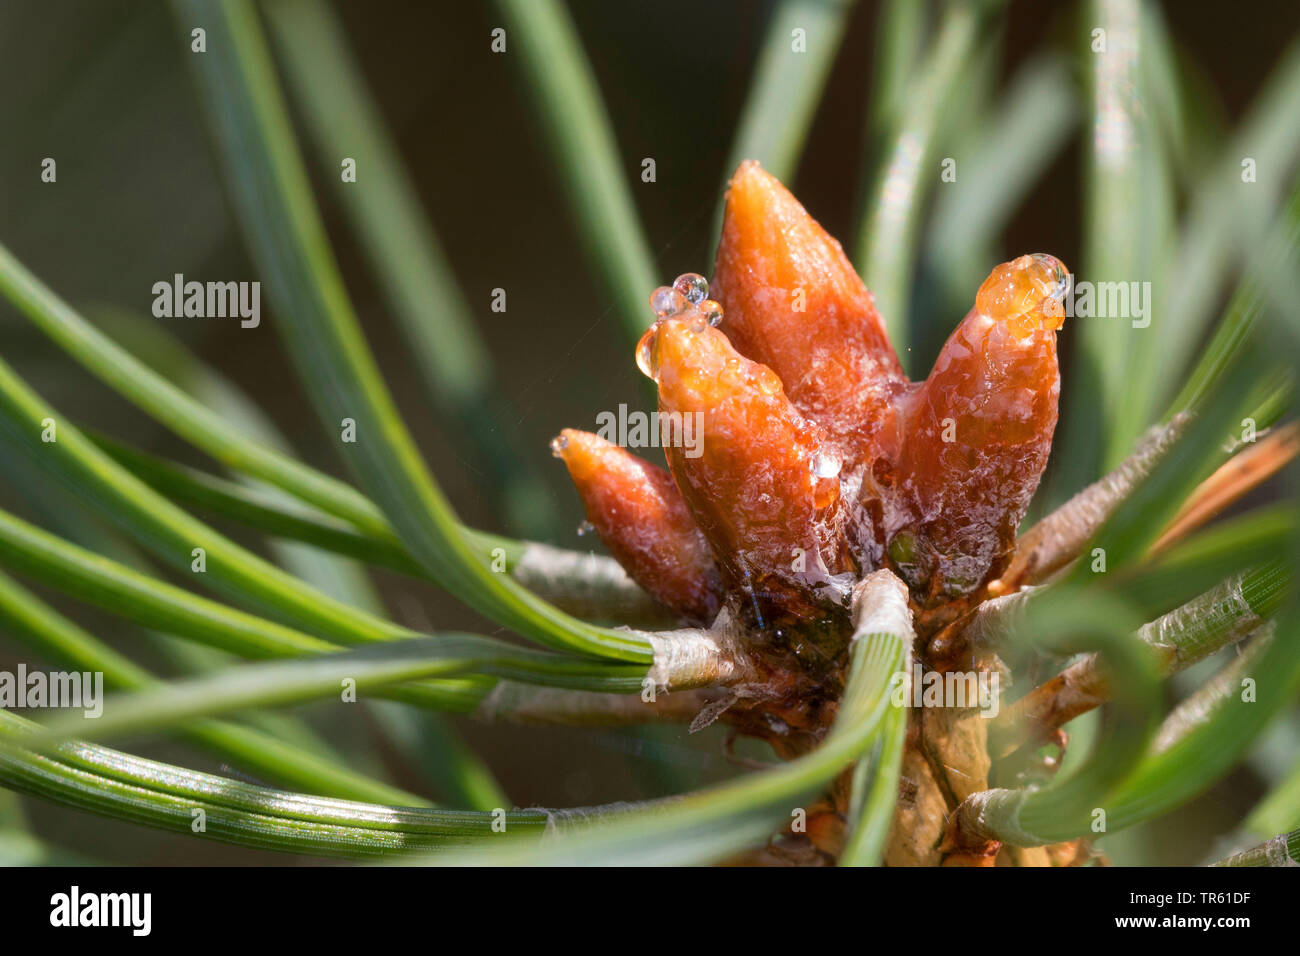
(638, 305, 718, 378)
(549, 434, 569, 458)
(975, 253, 1070, 337)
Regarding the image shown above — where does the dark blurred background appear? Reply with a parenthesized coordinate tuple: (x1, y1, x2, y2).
(1, 0, 1298, 864)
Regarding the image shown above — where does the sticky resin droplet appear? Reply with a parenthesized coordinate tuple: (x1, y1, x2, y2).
(636, 323, 660, 379)
(700, 298, 724, 326)
(672, 273, 710, 305)
(754, 366, 783, 396)
(719, 356, 745, 389)
(810, 449, 842, 509)
(549, 434, 569, 458)
(810, 448, 842, 479)
(975, 253, 1070, 337)
(670, 270, 712, 304)
(650, 286, 687, 319)
(576, 519, 595, 536)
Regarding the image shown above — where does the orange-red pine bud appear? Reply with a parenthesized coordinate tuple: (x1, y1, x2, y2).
(881, 254, 1066, 604)
(551, 429, 723, 623)
(638, 311, 859, 633)
(712, 161, 907, 467)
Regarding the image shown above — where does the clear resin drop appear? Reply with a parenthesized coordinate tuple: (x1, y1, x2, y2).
(672, 272, 709, 305)
(650, 286, 687, 318)
(811, 449, 842, 479)
(700, 298, 724, 326)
